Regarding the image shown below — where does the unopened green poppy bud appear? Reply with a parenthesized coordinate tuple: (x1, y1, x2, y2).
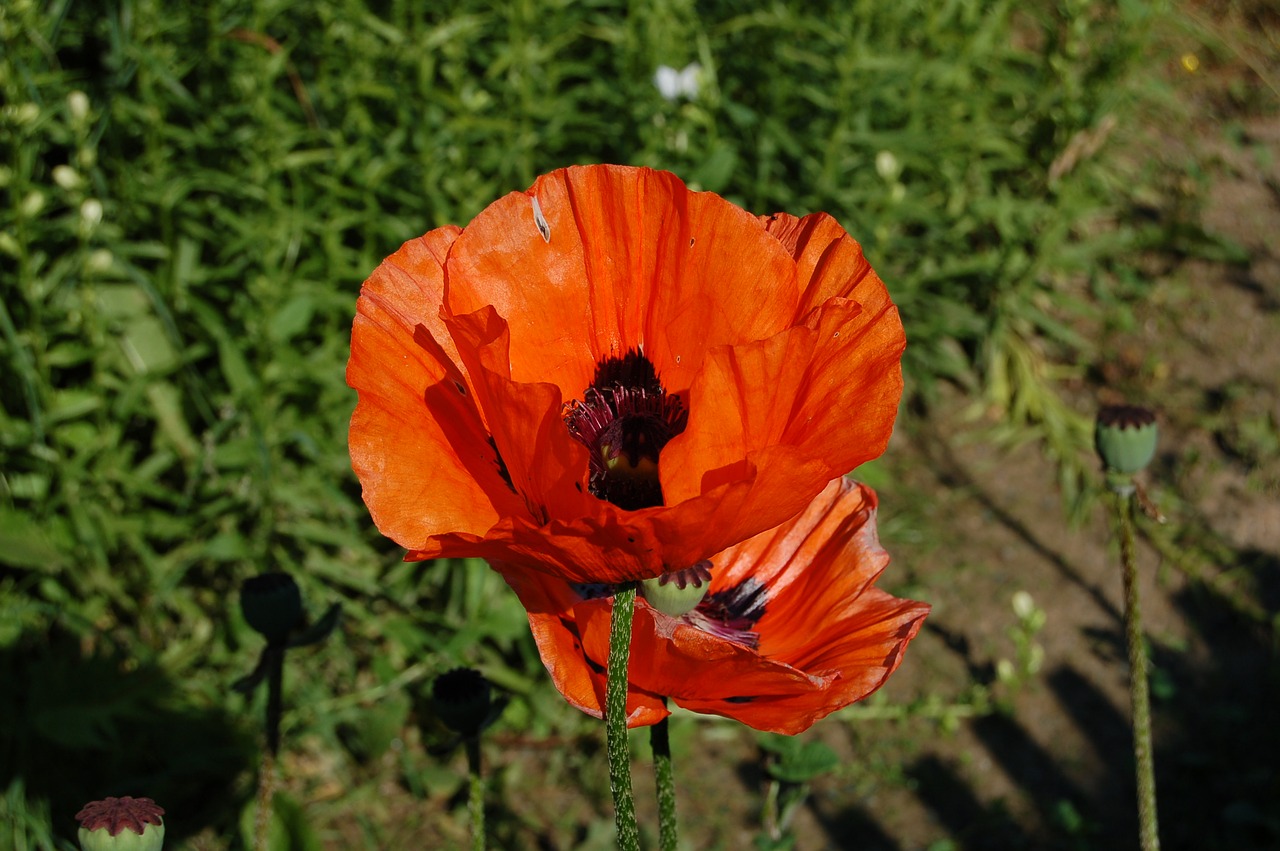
(241, 573, 304, 644)
(433, 668, 492, 737)
(1095, 405, 1158, 476)
(640, 561, 713, 617)
(76, 797, 165, 851)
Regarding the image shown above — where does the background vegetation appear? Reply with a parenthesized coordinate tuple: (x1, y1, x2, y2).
(3, 0, 1273, 848)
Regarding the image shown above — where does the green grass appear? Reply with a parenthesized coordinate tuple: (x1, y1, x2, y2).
(1, 0, 1181, 846)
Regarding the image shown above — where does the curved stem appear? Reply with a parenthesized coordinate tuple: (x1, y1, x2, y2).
(466, 736, 485, 851)
(1116, 491, 1161, 851)
(606, 584, 641, 851)
(652, 709, 678, 851)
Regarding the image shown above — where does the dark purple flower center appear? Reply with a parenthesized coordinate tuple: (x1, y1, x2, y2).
(564, 350, 688, 510)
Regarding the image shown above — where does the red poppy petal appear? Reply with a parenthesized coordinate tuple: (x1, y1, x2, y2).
(659, 296, 897, 517)
(782, 298, 904, 470)
(407, 513, 663, 585)
(660, 323, 820, 499)
(713, 479, 889, 659)
(444, 304, 591, 523)
(577, 598, 830, 704)
(760, 213, 907, 470)
(784, 589, 930, 674)
(498, 565, 669, 726)
(649, 444, 831, 571)
(443, 165, 800, 398)
(674, 594, 927, 735)
(761, 211, 887, 319)
(349, 228, 525, 546)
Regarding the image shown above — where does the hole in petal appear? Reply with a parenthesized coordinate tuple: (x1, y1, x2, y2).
(531, 196, 551, 242)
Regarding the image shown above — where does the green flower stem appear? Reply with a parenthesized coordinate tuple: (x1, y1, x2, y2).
(254, 646, 285, 851)
(465, 736, 485, 851)
(1115, 491, 1161, 851)
(253, 749, 275, 851)
(265, 646, 284, 756)
(652, 709, 678, 851)
(606, 584, 641, 851)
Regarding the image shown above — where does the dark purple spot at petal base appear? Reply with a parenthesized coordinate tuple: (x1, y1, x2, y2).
(684, 577, 767, 649)
(571, 583, 617, 601)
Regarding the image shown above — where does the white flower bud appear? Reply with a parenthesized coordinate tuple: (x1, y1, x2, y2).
(20, 190, 45, 217)
(81, 198, 103, 228)
(53, 164, 82, 190)
(88, 248, 114, 273)
(68, 90, 91, 123)
(875, 150, 901, 182)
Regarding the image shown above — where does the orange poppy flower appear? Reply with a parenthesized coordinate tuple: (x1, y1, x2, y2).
(348, 165, 905, 584)
(497, 477, 929, 734)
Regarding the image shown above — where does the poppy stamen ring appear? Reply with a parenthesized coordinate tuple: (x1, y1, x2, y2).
(564, 350, 688, 511)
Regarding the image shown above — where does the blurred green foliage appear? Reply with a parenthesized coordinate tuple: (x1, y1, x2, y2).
(1, 0, 1179, 845)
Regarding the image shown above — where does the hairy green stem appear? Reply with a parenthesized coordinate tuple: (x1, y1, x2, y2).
(255, 647, 285, 851)
(253, 749, 275, 851)
(466, 736, 485, 851)
(1116, 491, 1161, 851)
(606, 584, 640, 851)
(652, 710, 678, 851)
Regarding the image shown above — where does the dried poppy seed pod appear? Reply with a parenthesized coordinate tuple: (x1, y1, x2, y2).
(640, 561, 713, 617)
(76, 797, 165, 851)
(240, 572, 304, 644)
(1096, 405, 1158, 478)
(433, 667, 492, 738)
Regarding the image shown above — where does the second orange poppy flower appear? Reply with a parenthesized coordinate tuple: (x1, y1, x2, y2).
(497, 477, 930, 734)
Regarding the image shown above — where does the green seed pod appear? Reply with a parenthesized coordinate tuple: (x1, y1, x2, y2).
(640, 561, 713, 617)
(241, 573, 304, 644)
(76, 797, 165, 851)
(432, 668, 493, 738)
(1095, 405, 1158, 476)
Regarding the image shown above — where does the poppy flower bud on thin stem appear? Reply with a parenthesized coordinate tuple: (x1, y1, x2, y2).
(1097, 405, 1163, 850)
(241, 573, 304, 644)
(432, 667, 493, 739)
(433, 668, 493, 851)
(76, 797, 165, 851)
(1096, 405, 1158, 493)
(640, 561, 713, 617)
